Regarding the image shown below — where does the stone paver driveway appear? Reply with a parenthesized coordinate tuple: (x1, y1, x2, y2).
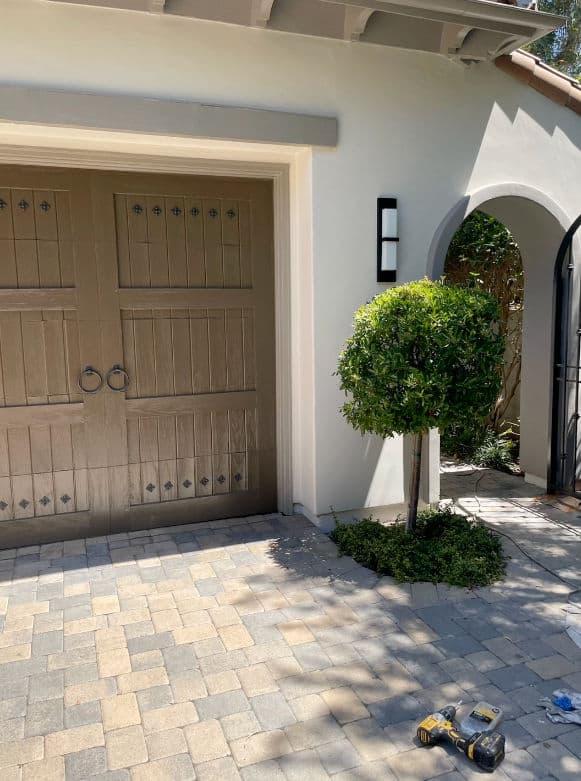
(0, 510, 580, 780)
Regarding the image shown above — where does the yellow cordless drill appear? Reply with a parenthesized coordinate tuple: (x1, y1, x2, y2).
(417, 705, 505, 773)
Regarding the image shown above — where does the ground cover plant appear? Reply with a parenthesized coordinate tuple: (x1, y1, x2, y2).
(331, 508, 505, 588)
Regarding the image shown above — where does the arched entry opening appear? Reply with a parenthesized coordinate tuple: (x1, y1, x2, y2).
(428, 185, 572, 491)
(441, 210, 523, 461)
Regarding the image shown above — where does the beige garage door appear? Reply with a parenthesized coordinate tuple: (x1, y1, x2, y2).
(0, 167, 276, 546)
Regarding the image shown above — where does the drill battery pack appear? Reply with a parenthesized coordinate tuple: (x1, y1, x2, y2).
(466, 730, 506, 772)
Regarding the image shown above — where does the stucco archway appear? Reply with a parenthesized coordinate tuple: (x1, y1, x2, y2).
(428, 184, 574, 490)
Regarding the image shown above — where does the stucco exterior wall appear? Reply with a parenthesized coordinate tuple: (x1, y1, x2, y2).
(2, 0, 581, 516)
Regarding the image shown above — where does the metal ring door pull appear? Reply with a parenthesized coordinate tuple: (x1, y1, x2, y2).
(78, 366, 103, 394)
(106, 365, 130, 392)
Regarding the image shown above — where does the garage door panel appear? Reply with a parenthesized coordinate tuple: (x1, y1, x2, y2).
(0, 422, 91, 520)
(126, 407, 259, 507)
(159, 459, 178, 502)
(122, 309, 256, 398)
(0, 310, 82, 406)
(115, 194, 256, 291)
(0, 187, 74, 289)
(0, 169, 276, 542)
(53, 470, 76, 515)
(50, 423, 74, 471)
(0, 476, 11, 522)
(177, 458, 196, 499)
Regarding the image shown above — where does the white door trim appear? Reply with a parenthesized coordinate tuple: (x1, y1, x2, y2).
(0, 140, 295, 515)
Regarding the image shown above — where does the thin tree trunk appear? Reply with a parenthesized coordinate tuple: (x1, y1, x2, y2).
(407, 432, 423, 533)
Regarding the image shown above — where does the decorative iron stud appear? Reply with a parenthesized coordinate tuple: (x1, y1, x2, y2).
(39, 496, 51, 506)
(18, 200, 29, 210)
(182, 479, 192, 488)
(146, 483, 156, 493)
(200, 476, 209, 486)
(217, 475, 226, 484)
(0, 199, 7, 210)
(209, 208, 218, 218)
(152, 205, 162, 216)
(40, 200, 51, 212)
(164, 481, 174, 491)
(0, 501, 7, 511)
(171, 206, 182, 216)
(234, 473, 242, 482)
(190, 207, 200, 217)
(227, 209, 236, 219)
(133, 204, 143, 214)
(19, 499, 29, 509)
(61, 494, 71, 504)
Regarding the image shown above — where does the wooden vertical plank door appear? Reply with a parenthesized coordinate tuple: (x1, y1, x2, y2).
(95, 173, 277, 530)
(0, 167, 107, 548)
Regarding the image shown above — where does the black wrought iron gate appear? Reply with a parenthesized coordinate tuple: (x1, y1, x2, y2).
(551, 214, 581, 495)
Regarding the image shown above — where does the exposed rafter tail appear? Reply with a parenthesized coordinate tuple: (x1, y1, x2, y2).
(251, 0, 276, 27)
(440, 22, 471, 57)
(147, 0, 166, 12)
(344, 6, 374, 41)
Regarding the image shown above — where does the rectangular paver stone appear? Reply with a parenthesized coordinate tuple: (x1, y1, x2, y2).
(25, 698, 64, 737)
(343, 718, 397, 762)
(487, 663, 542, 691)
(22, 756, 64, 780)
(101, 693, 141, 732)
(146, 727, 188, 760)
(526, 654, 578, 680)
(142, 701, 198, 734)
(105, 725, 148, 770)
(285, 715, 344, 751)
(65, 678, 116, 707)
(0, 737, 44, 768)
(250, 692, 296, 729)
(45, 723, 105, 757)
(321, 687, 369, 724)
(230, 729, 292, 767)
(185, 719, 230, 764)
(117, 667, 169, 693)
(197, 690, 251, 720)
(64, 747, 107, 779)
(387, 745, 454, 781)
(65, 701, 102, 729)
(132, 753, 196, 781)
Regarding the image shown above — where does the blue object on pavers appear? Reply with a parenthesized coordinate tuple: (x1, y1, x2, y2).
(553, 694, 574, 711)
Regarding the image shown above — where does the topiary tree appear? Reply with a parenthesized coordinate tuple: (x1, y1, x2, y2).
(337, 279, 504, 532)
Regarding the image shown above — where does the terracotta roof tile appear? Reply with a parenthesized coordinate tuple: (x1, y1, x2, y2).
(495, 49, 581, 116)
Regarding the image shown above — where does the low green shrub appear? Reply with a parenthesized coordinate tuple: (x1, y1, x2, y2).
(473, 430, 517, 472)
(330, 508, 504, 588)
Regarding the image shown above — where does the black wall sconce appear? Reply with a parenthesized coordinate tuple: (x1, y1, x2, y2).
(377, 197, 398, 283)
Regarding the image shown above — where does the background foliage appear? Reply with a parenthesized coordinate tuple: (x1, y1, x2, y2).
(527, 0, 581, 78)
(443, 211, 523, 459)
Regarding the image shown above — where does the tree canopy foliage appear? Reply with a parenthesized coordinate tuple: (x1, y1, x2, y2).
(337, 280, 504, 438)
(337, 280, 504, 528)
(527, 1, 581, 78)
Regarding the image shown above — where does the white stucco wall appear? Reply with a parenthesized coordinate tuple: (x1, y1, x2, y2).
(2, 0, 581, 516)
